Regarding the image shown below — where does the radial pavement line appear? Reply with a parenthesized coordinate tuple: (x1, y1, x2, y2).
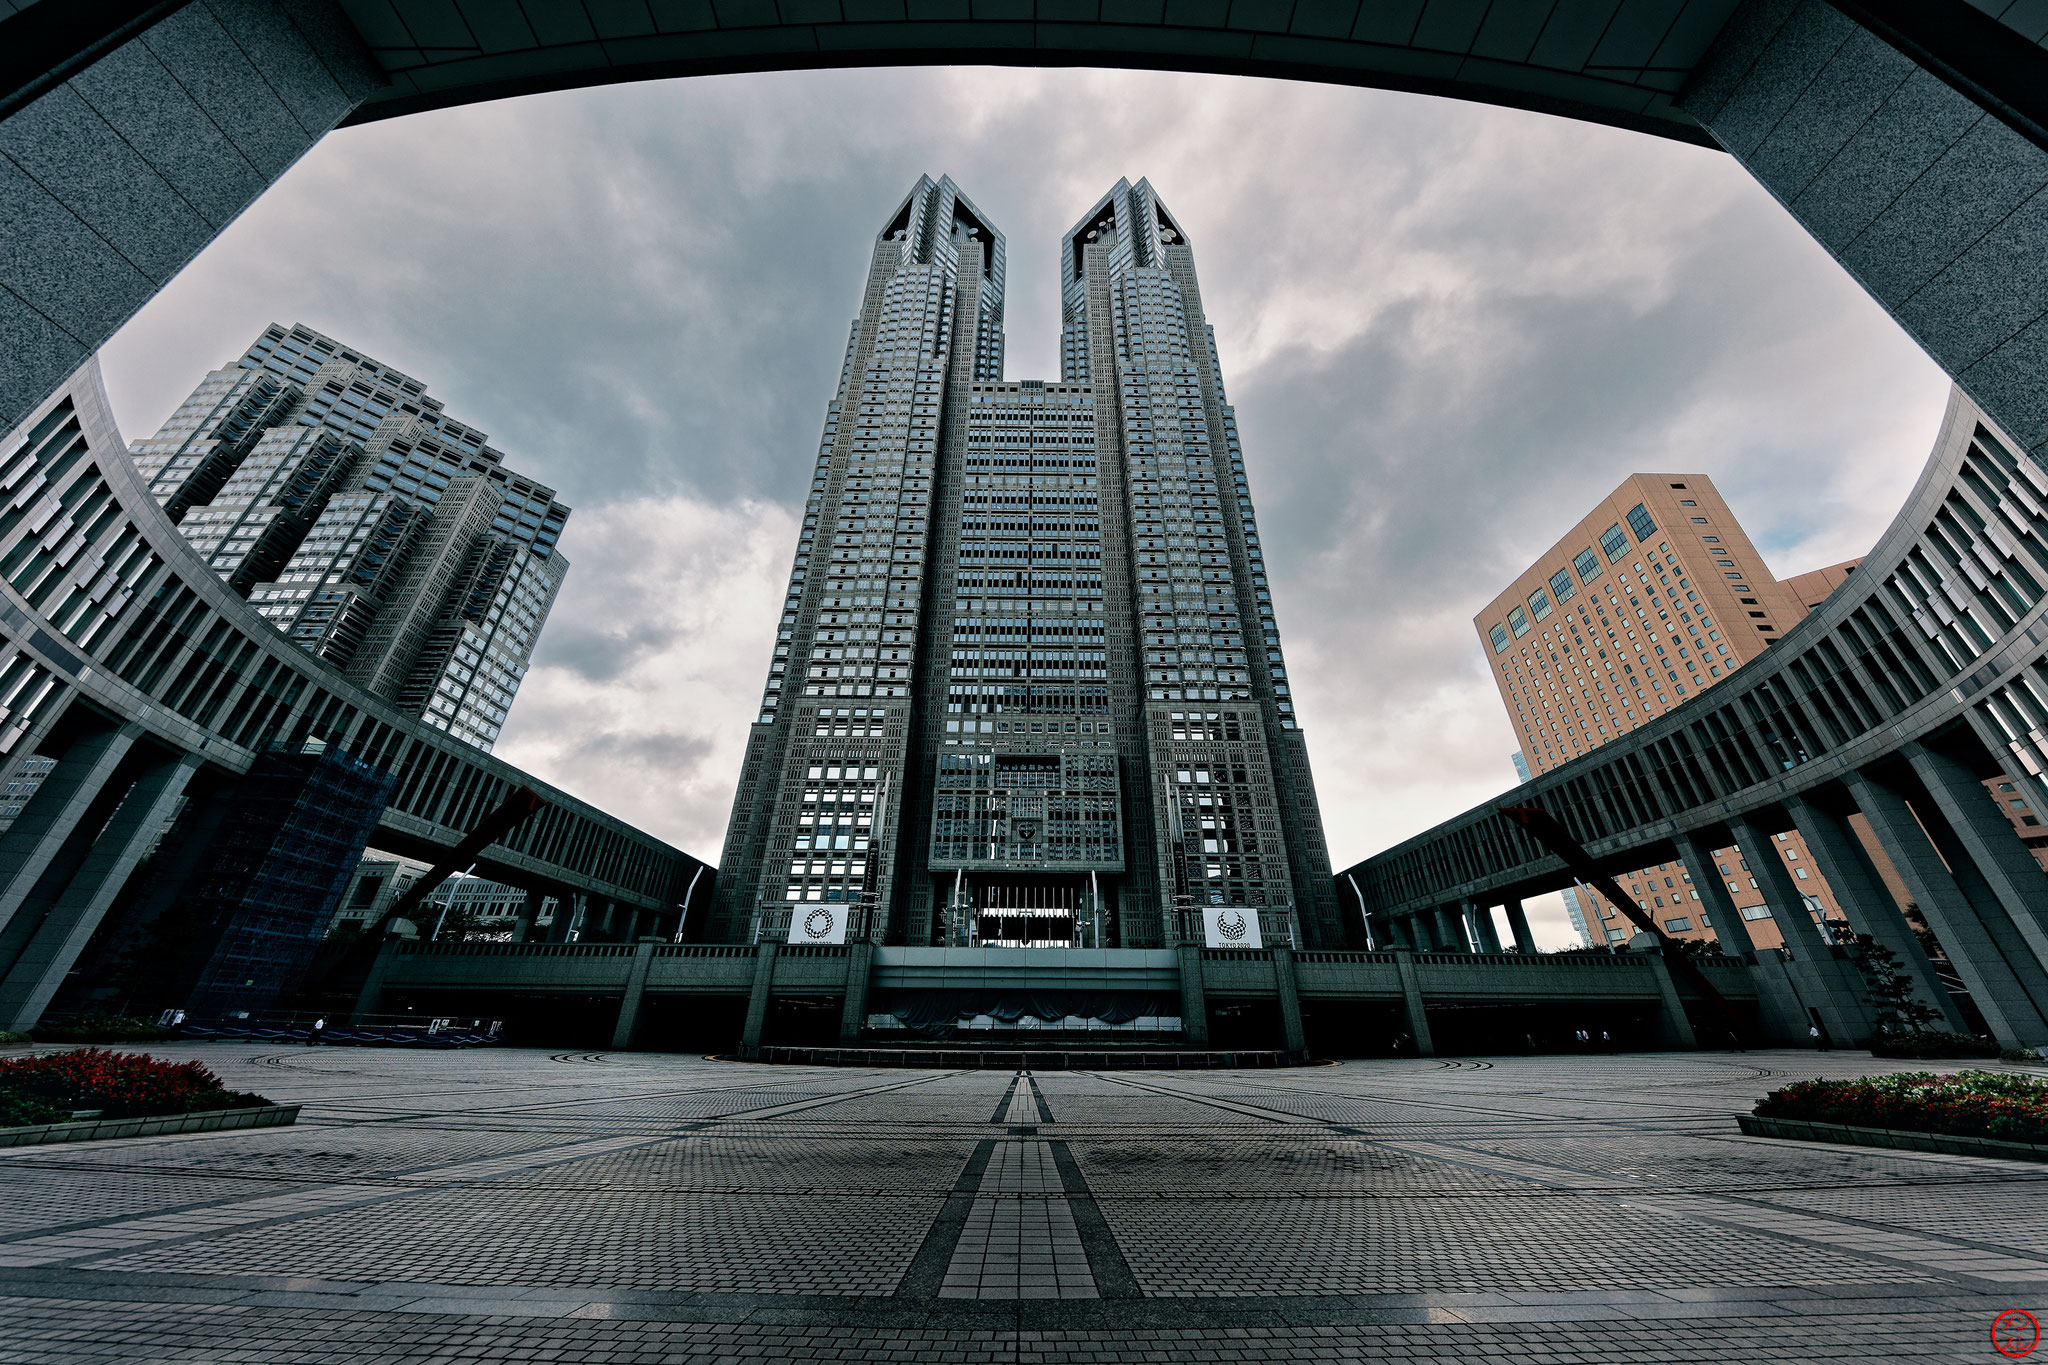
(1047, 1140, 1137, 1298)
(895, 1138, 998, 1298)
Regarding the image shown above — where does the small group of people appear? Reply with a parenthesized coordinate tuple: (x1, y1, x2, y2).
(1572, 1028, 1613, 1051)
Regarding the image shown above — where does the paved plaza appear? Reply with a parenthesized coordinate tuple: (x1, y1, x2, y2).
(0, 1046, 2043, 1361)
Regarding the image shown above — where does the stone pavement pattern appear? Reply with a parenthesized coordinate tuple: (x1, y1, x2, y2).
(0, 1045, 2042, 1360)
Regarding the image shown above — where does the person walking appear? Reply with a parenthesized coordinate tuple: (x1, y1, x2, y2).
(308, 1017, 326, 1046)
(1809, 1023, 1827, 1052)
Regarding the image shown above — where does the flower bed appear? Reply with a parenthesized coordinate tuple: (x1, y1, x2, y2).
(0, 1049, 270, 1126)
(1755, 1070, 2048, 1144)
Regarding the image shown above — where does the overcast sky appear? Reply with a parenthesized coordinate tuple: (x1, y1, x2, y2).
(98, 66, 1950, 948)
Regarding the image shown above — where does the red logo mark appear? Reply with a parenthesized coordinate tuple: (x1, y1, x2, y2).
(1995, 1310, 2041, 1359)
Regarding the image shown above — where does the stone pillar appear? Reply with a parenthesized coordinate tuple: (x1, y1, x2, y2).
(350, 938, 399, 1025)
(1504, 900, 1537, 955)
(508, 890, 541, 944)
(1467, 900, 1503, 954)
(838, 939, 874, 1043)
(739, 942, 779, 1058)
(0, 723, 138, 947)
(1677, 828, 1802, 1043)
(609, 940, 656, 1050)
(1433, 906, 1466, 953)
(0, 750, 202, 1031)
(1391, 948, 1434, 1056)
(1681, 0, 2048, 468)
(1643, 949, 1699, 1050)
(0, 1, 383, 435)
(1730, 817, 1871, 1044)
(1272, 944, 1307, 1059)
(1905, 743, 2048, 974)
(1850, 768, 2048, 1047)
(1176, 942, 1210, 1045)
(1789, 789, 1968, 1034)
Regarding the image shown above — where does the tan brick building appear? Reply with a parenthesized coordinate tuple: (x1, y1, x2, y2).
(1477, 473, 2047, 954)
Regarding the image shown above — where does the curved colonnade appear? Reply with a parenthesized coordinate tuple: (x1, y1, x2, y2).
(1345, 389, 2048, 1050)
(0, 363, 709, 1030)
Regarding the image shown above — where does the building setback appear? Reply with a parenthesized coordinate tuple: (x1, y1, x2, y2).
(1477, 473, 2043, 954)
(130, 325, 569, 753)
(710, 175, 1341, 949)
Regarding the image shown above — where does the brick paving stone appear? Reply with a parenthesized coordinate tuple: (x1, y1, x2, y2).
(0, 1046, 2038, 1361)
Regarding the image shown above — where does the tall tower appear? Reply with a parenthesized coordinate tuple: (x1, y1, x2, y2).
(130, 325, 569, 752)
(709, 176, 1341, 950)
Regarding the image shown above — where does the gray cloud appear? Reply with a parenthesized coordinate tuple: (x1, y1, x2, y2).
(98, 67, 1948, 948)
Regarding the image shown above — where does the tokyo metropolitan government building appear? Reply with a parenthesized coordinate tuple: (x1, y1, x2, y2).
(708, 176, 1341, 951)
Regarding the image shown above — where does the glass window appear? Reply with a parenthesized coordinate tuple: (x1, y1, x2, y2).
(1627, 503, 1656, 540)
(1489, 623, 1510, 653)
(1574, 547, 1602, 584)
(1529, 588, 1552, 622)
(1600, 524, 1630, 563)
(1508, 606, 1530, 638)
(1550, 568, 1576, 604)
(1664, 917, 1692, 932)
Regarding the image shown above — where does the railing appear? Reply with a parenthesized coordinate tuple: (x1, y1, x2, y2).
(778, 944, 851, 958)
(654, 944, 757, 959)
(1200, 948, 1273, 962)
(398, 941, 637, 958)
(1294, 951, 1400, 964)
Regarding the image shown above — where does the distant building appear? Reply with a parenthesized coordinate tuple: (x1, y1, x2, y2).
(1476, 472, 2043, 953)
(1475, 474, 1861, 950)
(329, 859, 543, 939)
(131, 325, 569, 752)
(0, 755, 55, 832)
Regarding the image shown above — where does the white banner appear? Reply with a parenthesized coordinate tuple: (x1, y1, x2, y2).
(789, 903, 850, 945)
(1203, 906, 1263, 949)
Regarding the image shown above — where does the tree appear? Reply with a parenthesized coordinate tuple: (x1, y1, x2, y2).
(1842, 929, 1943, 1035)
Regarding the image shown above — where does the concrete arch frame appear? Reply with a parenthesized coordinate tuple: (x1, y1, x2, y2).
(6, 0, 2048, 1041)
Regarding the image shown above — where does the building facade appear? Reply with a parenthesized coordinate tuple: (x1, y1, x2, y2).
(129, 326, 569, 753)
(709, 175, 1340, 951)
(1479, 473, 2041, 954)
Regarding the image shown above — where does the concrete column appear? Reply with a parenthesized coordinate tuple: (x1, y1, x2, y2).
(1643, 950, 1699, 1050)
(1905, 743, 2048, 976)
(1681, 0, 2048, 468)
(0, 750, 201, 1031)
(1730, 817, 1871, 1045)
(609, 940, 656, 1050)
(1176, 942, 1210, 1045)
(1504, 900, 1537, 955)
(0, 723, 138, 946)
(1850, 768, 2048, 1047)
(1678, 828, 1801, 1044)
(350, 939, 399, 1024)
(1271, 943, 1307, 1059)
(838, 939, 874, 1043)
(1789, 790, 1968, 1034)
(1432, 906, 1466, 953)
(739, 942, 779, 1058)
(0, 3, 383, 435)
(508, 891, 541, 944)
(1390, 948, 1435, 1056)
(1467, 900, 1503, 954)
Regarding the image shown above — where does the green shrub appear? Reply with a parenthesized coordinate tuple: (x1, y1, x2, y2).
(2002, 1046, 2045, 1063)
(1867, 1030, 2001, 1059)
(28, 1015, 172, 1044)
(0, 1031, 31, 1047)
(0, 1082, 68, 1126)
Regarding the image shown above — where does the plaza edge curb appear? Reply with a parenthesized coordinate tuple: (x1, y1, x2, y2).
(1737, 1112, 2048, 1162)
(0, 1103, 300, 1149)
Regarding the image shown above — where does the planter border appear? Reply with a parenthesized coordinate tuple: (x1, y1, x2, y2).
(0, 1102, 299, 1149)
(1738, 1112, 2048, 1162)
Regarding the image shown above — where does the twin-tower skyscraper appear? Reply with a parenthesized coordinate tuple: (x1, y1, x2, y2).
(711, 176, 1341, 950)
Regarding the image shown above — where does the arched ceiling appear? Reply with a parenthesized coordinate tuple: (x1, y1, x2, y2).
(336, 0, 1742, 144)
